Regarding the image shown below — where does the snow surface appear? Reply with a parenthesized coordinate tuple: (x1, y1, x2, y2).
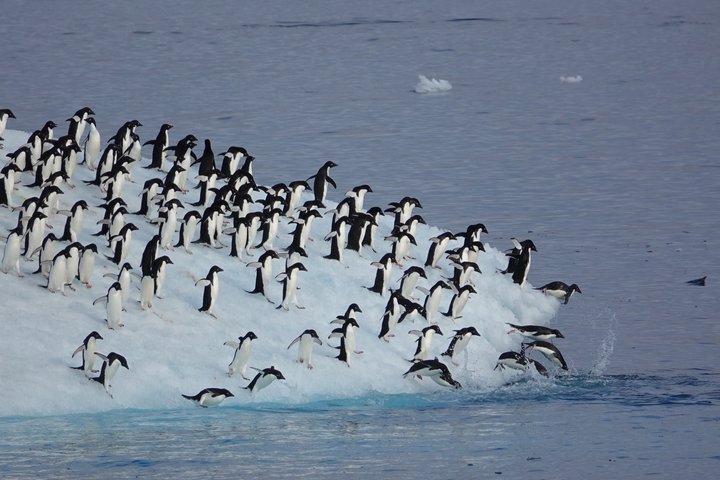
(0, 127, 560, 417)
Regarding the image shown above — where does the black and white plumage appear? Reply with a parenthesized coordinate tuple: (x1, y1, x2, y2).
(398, 265, 427, 299)
(196, 265, 223, 317)
(307, 161, 337, 207)
(245, 366, 285, 396)
(91, 352, 129, 397)
(535, 281, 582, 304)
(378, 290, 403, 341)
(93, 281, 124, 329)
(506, 323, 564, 341)
(402, 357, 462, 389)
(442, 284, 476, 320)
(366, 253, 396, 295)
(522, 340, 568, 370)
(424, 231, 456, 269)
(418, 280, 451, 325)
(71, 331, 103, 377)
(409, 325, 443, 361)
(276, 262, 307, 311)
(329, 316, 362, 356)
(246, 250, 279, 302)
(287, 329, 323, 369)
(182, 388, 234, 407)
(441, 327, 481, 366)
(494, 351, 530, 372)
(224, 331, 258, 379)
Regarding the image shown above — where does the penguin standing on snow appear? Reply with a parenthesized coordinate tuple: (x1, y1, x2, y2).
(78, 243, 98, 288)
(245, 366, 285, 397)
(323, 216, 349, 262)
(82, 117, 101, 170)
(71, 331, 103, 377)
(45, 248, 70, 294)
(58, 200, 90, 242)
(287, 329, 323, 369)
(2, 225, 24, 277)
(140, 234, 161, 277)
(502, 239, 536, 286)
(409, 325, 443, 361)
(182, 388, 234, 407)
(418, 280, 451, 325)
(175, 210, 202, 253)
(245, 250, 279, 302)
(442, 284, 476, 320)
(0, 163, 21, 207)
(307, 161, 337, 207)
(102, 262, 133, 310)
(196, 265, 223, 317)
(143, 123, 173, 170)
(276, 262, 307, 311)
(107, 223, 139, 265)
(0, 108, 17, 146)
(91, 352, 129, 398)
(224, 331, 258, 379)
(366, 253, 396, 295)
(378, 290, 404, 341)
(93, 282, 124, 329)
(329, 316, 362, 356)
(441, 326, 481, 366)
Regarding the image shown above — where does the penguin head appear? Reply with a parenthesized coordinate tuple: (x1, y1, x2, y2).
(570, 284, 582, 294)
(243, 331, 258, 341)
(83, 243, 98, 254)
(209, 265, 224, 274)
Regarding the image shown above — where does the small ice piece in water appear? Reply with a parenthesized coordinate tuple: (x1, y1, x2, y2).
(414, 74, 452, 94)
(560, 75, 583, 83)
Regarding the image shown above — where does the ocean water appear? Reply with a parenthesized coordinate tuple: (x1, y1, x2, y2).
(1, 0, 719, 478)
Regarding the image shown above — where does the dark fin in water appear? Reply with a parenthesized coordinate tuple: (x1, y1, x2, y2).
(686, 276, 706, 286)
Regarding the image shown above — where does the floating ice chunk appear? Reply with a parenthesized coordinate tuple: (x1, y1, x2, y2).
(414, 74, 452, 94)
(560, 75, 583, 83)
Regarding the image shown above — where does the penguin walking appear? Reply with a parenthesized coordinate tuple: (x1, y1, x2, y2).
(535, 281, 582, 304)
(245, 250, 279, 302)
(329, 316, 362, 355)
(196, 265, 223, 318)
(82, 117, 101, 170)
(143, 123, 173, 170)
(522, 340, 569, 371)
(307, 161, 337, 206)
(58, 200, 90, 242)
(399, 266, 427, 299)
(157, 199, 184, 250)
(134, 178, 164, 217)
(182, 388, 234, 408)
(441, 327, 481, 366)
(102, 262, 133, 310)
(287, 329, 323, 369)
(107, 223, 139, 265)
(366, 253, 396, 295)
(245, 366, 285, 397)
(78, 243, 98, 288)
(323, 216, 349, 262)
(93, 282, 124, 329)
(23, 211, 48, 261)
(91, 352, 129, 398)
(418, 280, 451, 325)
(45, 248, 70, 294)
(66, 106, 94, 144)
(140, 234, 161, 277)
(442, 285, 477, 320)
(0, 108, 16, 146)
(409, 325, 443, 361)
(224, 331, 258, 379)
(345, 212, 375, 256)
(424, 232, 456, 269)
(175, 210, 202, 253)
(2, 225, 24, 277)
(386, 231, 417, 266)
(225, 215, 249, 260)
(71, 331, 103, 377)
(151, 255, 173, 300)
(362, 206, 385, 253)
(0, 163, 21, 207)
(378, 290, 403, 341)
(276, 262, 307, 311)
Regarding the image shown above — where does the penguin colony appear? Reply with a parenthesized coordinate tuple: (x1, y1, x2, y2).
(0, 108, 582, 408)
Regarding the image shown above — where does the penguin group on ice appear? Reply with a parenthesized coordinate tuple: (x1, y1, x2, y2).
(0, 108, 581, 407)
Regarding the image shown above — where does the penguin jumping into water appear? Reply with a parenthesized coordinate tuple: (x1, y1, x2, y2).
(522, 340, 569, 371)
(71, 331, 103, 377)
(244, 366, 285, 397)
(535, 281, 582, 304)
(402, 358, 462, 389)
(182, 388, 234, 408)
(409, 325, 443, 361)
(196, 265, 223, 318)
(506, 323, 564, 341)
(91, 352, 129, 398)
(441, 326, 481, 366)
(224, 331, 258, 380)
(287, 329, 323, 369)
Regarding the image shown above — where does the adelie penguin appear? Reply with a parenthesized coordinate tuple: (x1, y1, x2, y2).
(276, 262, 307, 311)
(78, 243, 98, 288)
(522, 340, 568, 371)
(91, 352, 129, 398)
(0, 163, 22, 207)
(245, 366, 285, 397)
(287, 329, 323, 369)
(71, 331, 103, 378)
(143, 123, 173, 170)
(57, 200, 90, 242)
(66, 106, 95, 144)
(0, 108, 16, 146)
(442, 284, 477, 320)
(103, 262, 133, 310)
(33, 233, 58, 277)
(323, 215, 349, 262)
(441, 327, 481, 366)
(424, 231, 456, 269)
(224, 331, 258, 380)
(502, 239, 537, 286)
(366, 253, 396, 295)
(107, 223, 139, 266)
(409, 325, 443, 361)
(403, 357, 461, 389)
(93, 282, 124, 329)
(82, 117, 101, 170)
(378, 290, 404, 341)
(418, 280, 452, 325)
(1, 225, 24, 277)
(246, 250, 279, 302)
(329, 316, 362, 355)
(399, 265, 427, 299)
(535, 281, 582, 304)
(196, 265, 223, 318)
(175, 210, 202, 254)
(307, 161, 337, 207)
(182, 388, 234, 408)
(506, 323, 564, 341)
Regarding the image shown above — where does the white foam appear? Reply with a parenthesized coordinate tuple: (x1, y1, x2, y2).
(560, 75, 583, 83)
(414, 74, 452, 94)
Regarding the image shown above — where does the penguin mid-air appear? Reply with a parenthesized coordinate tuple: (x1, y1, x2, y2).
(182, 388, 234, 408)
(287, 329, 323, 369)
(276, 262, 307, 311)
(494, 351, 530, 372)
(224, 331, 258, 379)
(522, 340, 569, 370)
(535, 281, 582, 304)
(91, 352, 129, 398)
(409, 325, 443, 361)
(196, 265, 223, 317)
(71, 331, 103, 377)
(402, 358, 462, 389)
(441, 327, 481, 366)
(506, 323, 564, 341)
(307, 161, 337, 206)
(245, 366, 285, 397)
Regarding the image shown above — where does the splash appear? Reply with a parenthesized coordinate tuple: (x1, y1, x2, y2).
(590, 313, 616, 375)
(414, 74, 452, 94)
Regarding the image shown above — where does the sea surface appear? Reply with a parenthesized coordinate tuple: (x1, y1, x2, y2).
(1, 0, 719, 478)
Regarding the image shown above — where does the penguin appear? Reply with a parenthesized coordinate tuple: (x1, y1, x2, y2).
(345, 212, 375, 256)
(244, 366, 285, 397)
(196, 265, 223, 317)
(522, 340, 568, 371)
(456, 223, 488, 249)
(417, 280, 451, 325)
(503, 239, 537, 286)
(102, 262, 132, 309)
(182, 388, 234, 408)
(256, 208, 283, 251)
(276, 262, 307, 311)
(23, 211, 48, 261)
(0, 108, 16, 144)
(287, 329, 323, 369)
(134, 178, 164, 216)
(535, 281, 582, 304)
(529, 359, 549, 377)
(366, 253, 396, 295)
(333, 336, 352, 367)
(151, 255, 173, 299)
(386, 196, 422, 227)
(175, 210, 202, 253)
(93, 197, 127, 238)
(107, 223, 139, 265)
(82, 117, 101, 170)
(140, 234, 160, 277)
(283, 244, 308, 270)
(378, 290, 403, 341)
(143, 123, 173, 170)
(5, 144, 32, 173)
(386, 231, 417, 266)
(45, 248, 70, 294)
(71, 331, 103, 377)
(157, 198, 184, 250)
(58, 200, 89, 242)
(361, 206, 384, 253)
(91, 352, 129, 397)
(224, 331, 258, 379)
(93, 282, 124, 329)
(244, 211, 264, 255)
(449, 261, 481, 289)
(246, 249, 279, 302)
(283, 180, 311, 217)
(307, 161, 337, 206)
(293, 205, 323, 250)
(35, 232, 60, 279)
(442, 284, 476, 320)
(494, 351, 530, 372)
(100, 162, 131, 201)
(0, 163, 21, 207)
(323, 216, 349, 262)
(78, 243, 98, 288)
(402, 358, 461, 389)
(66, 106, 94, 144)
(506, 323, 564, 341)
(85, 143, 119, 187)
(409, 325, 443, 361)
(345, 184, 373, 213)
(225, 215, 249, 260)
(441, 327, 481, 366)
(396, 296, 426, 325)
(398, 214, 426, 238)
(329, 316, 362, 355)
(218, 146, 250, 178)
(399, 265, 427, 299)
(1, 225, 24, 277)
(424, 232, 456, 269)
